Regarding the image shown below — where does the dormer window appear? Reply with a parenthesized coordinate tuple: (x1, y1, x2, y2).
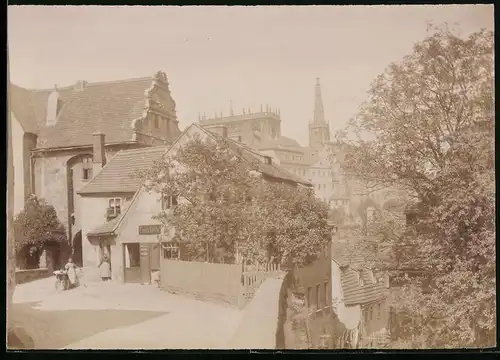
(358, 271, 364, 286)
(108, 198, 121, 219)
(82, 157, 93, 181)
(46, 88, 62, 125)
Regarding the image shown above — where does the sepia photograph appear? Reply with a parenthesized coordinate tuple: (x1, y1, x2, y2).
(6, 4, 495, 350)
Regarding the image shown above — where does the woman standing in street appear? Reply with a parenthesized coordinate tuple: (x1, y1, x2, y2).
(98, 255, 111, 281)
(64, 257, 79, 288)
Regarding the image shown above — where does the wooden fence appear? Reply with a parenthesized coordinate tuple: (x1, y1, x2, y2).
(160, 258, 281, 308)
(241, 263, 281, 303)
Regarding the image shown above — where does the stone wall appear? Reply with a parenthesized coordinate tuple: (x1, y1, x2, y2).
(228, 273, 287, 349)
(15, 268, 50, 285)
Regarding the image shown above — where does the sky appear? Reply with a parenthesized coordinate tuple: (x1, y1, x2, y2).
(8, 5, 494, 146)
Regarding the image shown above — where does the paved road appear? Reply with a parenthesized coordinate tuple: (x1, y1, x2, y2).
(9, 276, 243, 349)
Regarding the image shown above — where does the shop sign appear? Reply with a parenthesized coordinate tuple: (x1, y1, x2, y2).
(138, 225, 162, 235)
(140, 245, 149, 256)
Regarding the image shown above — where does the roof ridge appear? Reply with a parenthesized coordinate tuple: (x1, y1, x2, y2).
(30, 76, 153, 93)
(118, 145, 168, 155)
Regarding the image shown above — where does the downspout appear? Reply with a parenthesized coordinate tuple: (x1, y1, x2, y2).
(29, 152, 36, 196)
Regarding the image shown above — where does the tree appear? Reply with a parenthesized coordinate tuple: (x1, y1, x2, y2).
(140, 133, 331, 267)
(338, 26, 494, 348)
(14, 196, 66, 269)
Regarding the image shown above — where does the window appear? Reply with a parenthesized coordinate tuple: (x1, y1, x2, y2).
(377, 303, 381, 320)
(316, 284, 321, 309)
(154, 116, 160, 129)
(364, 309, 368, 323)
(82, 157, 92, 181)
(162, 242, 180, 260)
(108, 198, 121, 219)
(369, 307, 373, 321)
(307, 287, 312, 308)
(162, 194, 178, 210)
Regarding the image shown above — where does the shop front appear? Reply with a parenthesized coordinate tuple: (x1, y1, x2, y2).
(122, 224, 162, 284)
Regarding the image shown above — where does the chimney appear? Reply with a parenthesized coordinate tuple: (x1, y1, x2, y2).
(92, 132, 106, 173)
(74, 80, 88, 91)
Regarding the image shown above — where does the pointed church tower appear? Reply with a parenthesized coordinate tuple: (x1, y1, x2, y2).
(309, 77, 331, 150)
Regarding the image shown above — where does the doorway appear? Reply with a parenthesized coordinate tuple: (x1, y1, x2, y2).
(123, 243, 141, 283)
(72, 230, 83, 266)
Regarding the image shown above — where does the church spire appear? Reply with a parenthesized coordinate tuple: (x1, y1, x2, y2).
(313, 77, 326, 124)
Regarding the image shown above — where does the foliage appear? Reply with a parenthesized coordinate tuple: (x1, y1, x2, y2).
(140, 133, 331, 267)
(14, 195, 66, 260)
(338, 26, 495, 348)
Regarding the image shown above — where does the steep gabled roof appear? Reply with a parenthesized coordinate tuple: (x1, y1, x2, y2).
(77, 145, 168, 195)
(199, 125, 312, 187)
(34, 77, 154, 149)
(9, 83, 38, 134)
(87, 214, 123, 237)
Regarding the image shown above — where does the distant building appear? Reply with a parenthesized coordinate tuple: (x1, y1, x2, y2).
(8, 71, 181, 266)
(199, 78, 350, 210)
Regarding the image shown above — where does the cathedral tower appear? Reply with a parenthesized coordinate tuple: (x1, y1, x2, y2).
(308, 77, 331, 150)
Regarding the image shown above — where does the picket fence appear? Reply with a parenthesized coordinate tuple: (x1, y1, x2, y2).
(241, 262, 281, 301)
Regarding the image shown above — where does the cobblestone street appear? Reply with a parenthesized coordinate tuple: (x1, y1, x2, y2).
(9, 276, 243, 349)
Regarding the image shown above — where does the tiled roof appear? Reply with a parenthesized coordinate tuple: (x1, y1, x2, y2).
(9, 83, 38, 134)
(35, 77, 154, 149)
(10, 76, 158, 149)
(80, 123, 312, 195)
(78, 145, 168, 194)
(201, 125, 312, 186)
(341, 268, 388, 306)
(332, 239, 389, 306)
(87, 215, 123, 236)
(277, 136, 301, 148)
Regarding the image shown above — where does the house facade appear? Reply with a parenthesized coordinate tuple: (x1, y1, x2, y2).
(331, 238, 390, 348)
(77, 123, 312, 284)
(8, 71, 181, 266)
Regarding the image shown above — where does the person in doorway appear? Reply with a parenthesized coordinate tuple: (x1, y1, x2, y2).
(98, 255, 111, 281)
(64, 257, 79, 288)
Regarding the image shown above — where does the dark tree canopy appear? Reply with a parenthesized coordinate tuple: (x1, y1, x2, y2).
(339, 27, 494, 348)
(140, 134, 331, 267)
(14, 196, 66, 267)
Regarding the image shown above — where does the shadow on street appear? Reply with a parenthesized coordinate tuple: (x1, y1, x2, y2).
(8, 301, 168, 350)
